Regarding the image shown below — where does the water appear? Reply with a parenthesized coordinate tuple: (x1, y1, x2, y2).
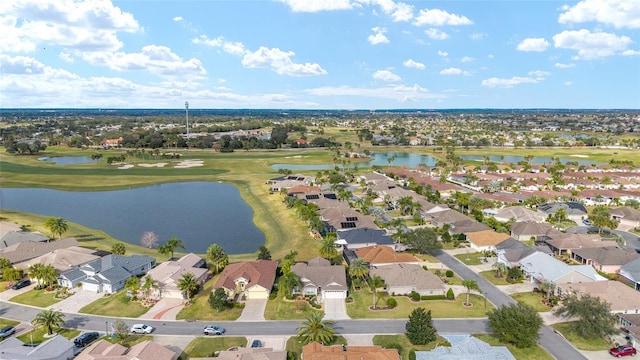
(38, 156, 101, 165)
(0, 182, 264, 254)
(459, 155, 602, 165)
(271, 152, 438, 171)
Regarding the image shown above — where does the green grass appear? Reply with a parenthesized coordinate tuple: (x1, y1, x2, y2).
(0, 318, 20, 328)
(17, 327, 80, 346)
(0, 280, 9, 292)
(551, 322, 611, 351)
(176, 275, 243, 321)
(510, 292, 554, 312)
(346, 287, 491, 319)
(264, 295, 323, 320)
(479, 270, 512, 286)
(285, 335, 347, 360)
(454, 252, 485, 266)
(473, 333, 554, 360)
(78, 290, 149, 317)
(10, 289, 63, 307)
(373, 334, 447, 360)
(103, 334, 154, 347)
(181, 337, 247, 358)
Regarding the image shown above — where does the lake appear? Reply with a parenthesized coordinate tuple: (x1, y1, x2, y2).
(0, 182, 265, 254)
(271, 152, 438, 171)
(459, 155, 602, 165)
(39, 156, 102, 165)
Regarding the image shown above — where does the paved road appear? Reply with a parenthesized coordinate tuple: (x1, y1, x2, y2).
(431, 249, 587, 360)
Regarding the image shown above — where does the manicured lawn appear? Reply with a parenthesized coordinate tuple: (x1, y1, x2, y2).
(181, 337, 247, 358)
(17, 327, 80, 346)
(411, 253, 440, 264)
(0, 318, 20, 328)
(373, 334, 446, 360)
(479, 270, 512, 286)
(346, 287, 491, 319)
(176, 275, 243, 321)
(551, 322, 611, 351)
(264, 295, 323, 320)
(10, 289, 63, 307)
(454, 252, 486, 266)
(473, 334, 554, 360)
(0, 280, 9, 292)
(286, 335, 347, 360)
(429, 270, 463, 286)
(104, 334, 153, 347)
(510, 292, 554, 312)
(79, 290, 149, 317)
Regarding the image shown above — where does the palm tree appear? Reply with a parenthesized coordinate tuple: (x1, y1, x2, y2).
(141, 275, 158, 301)
(33, 309, 65, 335)
(278, 271, 301, 299)
(281, 250, 298, 275)
(125, 276, 141, 298)
(28, 263, 45, 287)
(41, 265, 59, 288)
(44, 217, 68, 240)
(540, 281, 556, 303)
(348, 258, 369, 285)
(297, 312, 336, 345)
(177, 272, 200, 301)
(462, 279, 479, 306)
(369, 275, 385, 308)
(319, 236, 338, 260)
(160, 236, 185, 260)
(206, 244, 229, 274)
(492, 262, 508, 278)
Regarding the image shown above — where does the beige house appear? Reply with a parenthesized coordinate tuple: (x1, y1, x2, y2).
(560, 281, 640, 315)
(76, 340, 178, 360)
(146, 253, 208, 299)
(302, 342, 399, 360)
(213, 347, 286, 360)
(214, 260, 278, 301)
(291, 257, 348, 302)
(370, 263, 446, 297)
(17, 247, 99, 272)
(570, 247, 640, 274)
(611, 206, 640, 229)
(466, 230, 512, 251)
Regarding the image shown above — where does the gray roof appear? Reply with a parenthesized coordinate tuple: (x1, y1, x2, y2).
(620, 258, 640, 283)
(370, 263, 445, 292)
(0, 237, 79, 264)
(415, 334, 515, 360)
(449, 220, 491, 234)
(81, 254, 154, 273)
(538, 201, 587, 216)
(510, 221, 554, 236)
(291, 258, 347, 291)
(611, 206, 640, 221)
(97, 266, 133, 284)
(0, 231, 49, 249)
(336, 228, 393, 245)
(494, 206, 546, 222)
(520, 251, 605, 282)
(0, 334, 74, 360)
(572, 247, 640, 266)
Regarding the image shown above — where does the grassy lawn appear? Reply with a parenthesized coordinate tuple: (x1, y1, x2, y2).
(0, 280, 9, 292)
(10, 289, 63, 307)
(103, 334, 154, 347)
(78, 290, 149, 317)
(479, 270, 512, 286)
(430, 270, 463, 286)
(17, 327, 80, 346)
(0, 318, 20, 328)
(510, 292, 554, 313)
(551, 322, 611, 351)
(176, 275, 243, 321)
(346, 287, 491, 319)
(181, 337, 247, 358)
(411, 253, 440, 264)
(286, 336, 347, 360)
(473, 334, 554, 360)
(373, 334, 447, 360)
(454, 252, 486, 266)
(264, 295, 323, 320)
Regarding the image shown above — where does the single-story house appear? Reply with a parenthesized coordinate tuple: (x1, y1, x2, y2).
(0, 230, 49, 249)
(291, 257, 348, 302)
(355, 245, 419, 266)
(0, 334, 74, 360)
(560, 281, 640, 315)
(17, 247, 100, 272)
(465, 230, 512, 251)
(146, 253, 208, 299)
(216, 347, 286, 360)
(448, 219, 491, 235)
(336, 227, 394, 250)
(495, 239, 544, 268)
(415, 334, 515, 360)
(570, 246, 640, 274)
(545, 234, 618, 256)
(320, 207, 378, 232)
(492, 206, 546, 223)
(75, 340, 178, 360)
(619, 314, 640, 348)
(424, 209, 471, 227)
(370, 263, 446, 297)
(302, 342, 399, 360)
(520, 251, 607, 287)
(510, 222, 557, 241)
(58, 254, 156, 293)
(0, 237, 80, 266)
(610, 207, 640, 229)
(620, 258, 640, 291)
(538, 201, 588, 223)
(213, 260, 278, 301)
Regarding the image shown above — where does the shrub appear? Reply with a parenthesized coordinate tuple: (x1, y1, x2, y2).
(410, 291, 420, 301)
(445, 270, 454, 278)
(434, 270, 442, 277)
(422, 265, 428, 271)
(409, 349, 416, 360)
(446, 288, 455, 300)
(386, 297, 397, 308)
(420, 295, 446, 300)
(385, 343, 403, 353)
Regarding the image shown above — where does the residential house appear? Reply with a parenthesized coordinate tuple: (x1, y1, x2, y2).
(17, 246, 100, 272)
(370, 263, 446, 297)
(510, 221, 558, 242)
(213, 260, 278, 301)
(620, 258, 640, 291)
(448, 219, 491, 235)
(336, 228, 394, 251)
(560, 281, 640, 315)
(355, 245, 419, 266)
(610, 207, 640, 229)
(0, 237, 80, 266)
(215, 347, 286, 360)
(0, 231, 49, 249)
(58, 254, 156, 293)
(146, 253, 208, 299)
(538, 201, 588, 223)
(619, 314, 640, 348)
(423, 209, 471, 227)
(0, 335, 74, 360)
(320, 207, 377, 232)
(302, 342, 399, 360)
(291, 257, 348, 302)
(415, 334, 515, 360)
(267, 174, 315, 192)
(465, 230, 512, 251)
(570, 247, 640, 274)
(0, 221, 22, 236)
(75, 340, 178, 360)
(545, 233, 618, 256)
(520, 251, 607, 287)
(495, 239, 548, 268)
(492, 206, 546, 223)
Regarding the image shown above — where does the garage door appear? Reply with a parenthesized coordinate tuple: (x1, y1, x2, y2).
(323, 290, 345, 299)
(245, 290, 269, 300)
(83, 282, 100, 293)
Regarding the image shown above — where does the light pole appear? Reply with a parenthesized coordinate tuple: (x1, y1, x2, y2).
(185, 101, 189, 143)
(105, 321, 108, 337)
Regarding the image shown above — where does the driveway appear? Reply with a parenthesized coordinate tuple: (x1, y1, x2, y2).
(49, 289, 103, 313)
(237, 299, 267, 321)
(323, 298, 349, 320)
(0, 281, 35, 301)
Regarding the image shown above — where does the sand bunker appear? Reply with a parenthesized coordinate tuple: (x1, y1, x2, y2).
(174, 160, 204, 168)
(118, 164, 134, 169)
(138, 163, 168, 168)
(285, 155, 306, 158)
(570, 155, 589, 158)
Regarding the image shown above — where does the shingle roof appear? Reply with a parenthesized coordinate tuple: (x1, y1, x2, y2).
(620, 258, 640, 283)
(0, 231, 49, 249)
(415, 335, 515, 360)
(546, 235, 618, 251)
(370, 264, 444, 292)
(214, 260, 278, 292)
(0, 237, 79, 264)
(572, 246, 640, 266)
(563, 281, 640, 311)
(611, 206, 640, 221)
(494, 206, 546, 222)
(291, 258, 347, 291)
(336, 228, 393, 245)
(520, 251, 605, 282)
(510, 222, 554, 236)
(75, 340, 177, 360)
(466, 230, 511, 247)
(217, 347, 287, 360)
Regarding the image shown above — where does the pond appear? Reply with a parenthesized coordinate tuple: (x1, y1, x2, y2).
(0, 182, 264, 254)
(271, 152, 438, 171)
(459, 155, 602, 165)
(38, 156, 102, 165)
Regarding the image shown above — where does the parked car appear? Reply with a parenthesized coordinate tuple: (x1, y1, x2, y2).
(583, 219, 592, 226)
(251, 339, 262, 348)
(11, 279, 31, 290)
(0, 326, 16, 339)
(609, 345, 637, 357)
(203, 325, 225, 336)
(130, 324, 154, 334)
(74, 332, 100, 347)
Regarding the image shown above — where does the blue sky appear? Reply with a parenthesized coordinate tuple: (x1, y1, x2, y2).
(1, 0, 639, 109)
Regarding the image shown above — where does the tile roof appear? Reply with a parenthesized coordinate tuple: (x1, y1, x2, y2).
(466, 230, 512, 247)
(302, 342, 399, 360)
(214, 260, 278, 292)
(356, 246, 418, 265)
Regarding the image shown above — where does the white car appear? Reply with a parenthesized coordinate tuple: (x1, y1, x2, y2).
(130, 324, 154, 334)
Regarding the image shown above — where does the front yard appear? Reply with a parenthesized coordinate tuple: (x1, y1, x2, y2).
(181, 337, 247, 358)
(264, 295, 323, 320)
(10, 288, 65, 308)
(373, 334, 446, 360)
(479, 270, 512, 286)
(346, 287, 492, 319)
(176, 275, 243, 321)
(510, 292, 554, 312)
(79, 290, 149, 318)
(17, 327, 80, 346)
(454, 252, 491, 266)
(473, 334, 554, 360)
(551, 322, 611, 351)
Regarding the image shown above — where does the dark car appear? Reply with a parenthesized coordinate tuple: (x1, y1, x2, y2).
(0, 326, 16, 339)
(74, 332, 100, 347)
(251, 340, 262, 348)
(11, 279, 31, 290)
(609, 345, 637, 357)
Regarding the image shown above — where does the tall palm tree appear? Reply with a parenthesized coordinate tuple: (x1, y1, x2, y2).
(348, 258, 369, 284)
(492, 262, 508, 278)
(125, 276, 141, 295)
(41, 265, 59, 288)
(33, 309, 65, 335)
(318, 236, 338, 260)
(297, 312, 335, 345)
(369, 275, 386, 308)
(281, 250, 298, 275)
(177, 272, 199, 301)
(141, 275, 158, 301)
(206, 244, 229, 274)
(29, 263, 45, 287)
(164, 236, 186, 260)
(278, 271, 301, 299)
(44, 217, 69, 240)
(462, 279, 479, 306)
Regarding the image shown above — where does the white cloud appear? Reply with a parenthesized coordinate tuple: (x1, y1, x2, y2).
(440, 67, 470, 76)
(622, 49, 640, 56)
(555, 62, 575, 68)
(173, 16, 183, 22)
(368, 27, 389, 45)
(390, 2, 414, 22)
(528, 70, 550, 78)
(403, 58, 425, 70)
(461, 56, 474, 63)
(553, 29, 633, 59)
(424, 28, 449, 40)
(564, 81, 573, 86)
(373, 69, 401, 82)
(481, 76, 540, 88)
(470, 33, 486, 40)
(413, 9, 473, 26)
(517, 38, 550, 52)
(278, 0, 356, 12)
(241, 46, 327, 76)
(305, 83, 444, 102)
(558, 0, 640, 29)
(437, 50, 448, 57)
